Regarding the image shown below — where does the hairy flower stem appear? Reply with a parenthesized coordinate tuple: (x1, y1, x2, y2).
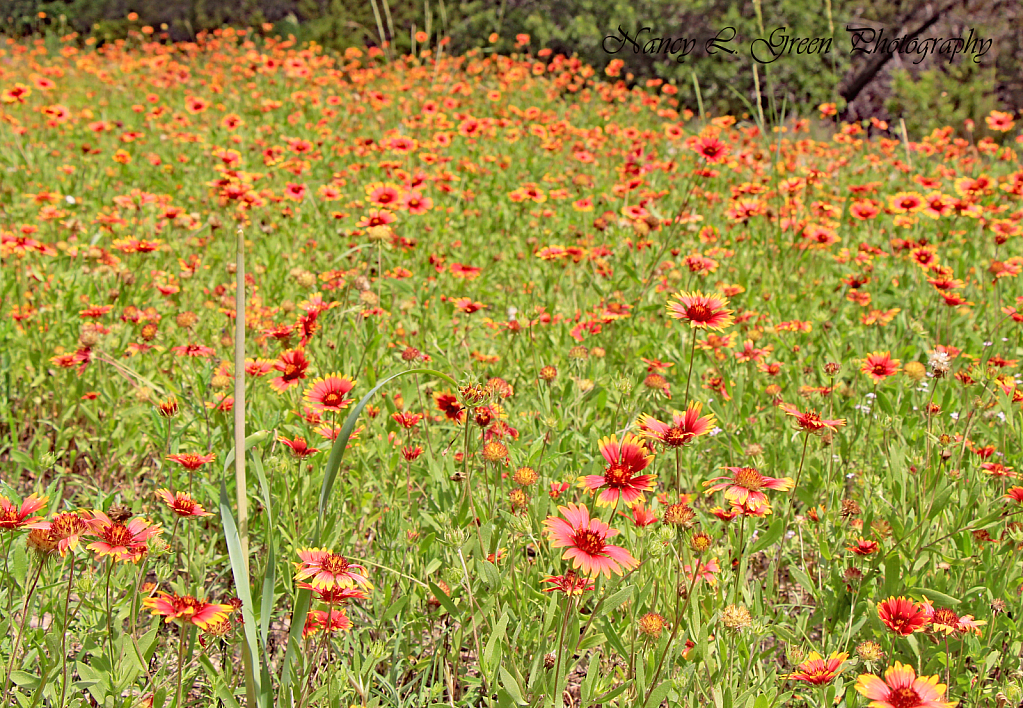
(1, 532, 12, 615)
(773, 434, 810, 583)
(733, 514, 747, 603)
(552, 593, 577, 708)
(2, 555, 44, 698)
(105, 557, 116, 662)
(58, 556, 76, 708)
(683, 329, 698, 402)
(864, 383, 878, 467)
(130, 558, 148, 637)
(174, 622, 189, 708)
(643, 547, 701, 706)
(675, 447, 683, 493)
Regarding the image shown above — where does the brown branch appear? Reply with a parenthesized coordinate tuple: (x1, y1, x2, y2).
(838, 0, 963, 107)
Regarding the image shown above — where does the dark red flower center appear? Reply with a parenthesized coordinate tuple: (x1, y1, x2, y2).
(321, 553, 350, 575)
(322, 392, 343, 407)
(686, 304, 712, 322)
(932, 608, 960, 630)
(733, 467, 764, 491)
(604, 463, 633, 487)
(105, 523, 133, 546)
(888, 687, 923, 708)
(571, 529, 606, 556)
(663, 428, 689, 447)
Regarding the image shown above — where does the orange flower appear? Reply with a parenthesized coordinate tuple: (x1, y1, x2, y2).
(667, 290, 734, 331)
(86, 511, 162, 563)
(0, 493, 48, 530)
(637, 402, 716, 448)
(543, 503, 639, 578)
(787, 651, 848, 684)
(855, 662, 953, 708)
(303, 374, 356, 412)
(579, 434, 657, 507)
(166, 452, 216, 470)
(704, 466, 793, 512)
(144, 591, 234, 629)
(876, 596, 929, 636)
(294, 549, 371, 590)
(155, 489, 213, 518)
(780, 404, 846, 434)
(861, 351, 901, 383)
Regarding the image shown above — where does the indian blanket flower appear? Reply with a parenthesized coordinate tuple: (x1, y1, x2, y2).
(780, 404, 846, 434)
(667, 290, 734, 331)
(704, 466, 794, 512)
(637, 401, 716, 448)
(543, 502, 640, 578)
(278, 435, 321, 458)
(271, 348, 310, 393)
(579, 434, 657, 507)
(877, 596, 930, 636)
(691, 135, 730, 164)
(303, 374, 356, 412)
(86, 511, 162, 562)
(166, 452, 216, 470)
(861, 351, 901, 383)
(28, 510, 91, 556)
(854, 662, 954, 708)
(143, 591, 234, 629)
(294, 549, 372, 590)
(542, 569, 596, 595)
(297, 582, 368, 605)
(787, 651, 849, 685)
(0, 493, 48, 530)
(155, 489, 213, 518)
(920, 598, 987, 637)
(303, 608, 353, 637)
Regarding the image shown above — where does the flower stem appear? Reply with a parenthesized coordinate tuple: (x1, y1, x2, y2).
(175, 622, 189, 708)
(105, 556, 116, 661)
(59, 556, 76, 708)
(2, 555, 44, 698)
(643, 546, 702, 705)
(683, 328, 698, 402)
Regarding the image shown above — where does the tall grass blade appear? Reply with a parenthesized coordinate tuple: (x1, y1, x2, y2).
(280, 366, 458, 694)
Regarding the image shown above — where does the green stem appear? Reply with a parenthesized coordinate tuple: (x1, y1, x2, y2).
(683, 328, 698, 403)
(59, 556, 76, 708)
(2, 555, 44, 698)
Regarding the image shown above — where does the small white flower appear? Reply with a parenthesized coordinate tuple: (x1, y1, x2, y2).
(950, 412, 960, 421)
(983, 341, 993, 347)
(507, 306, 517, 321)
(65, 195, 76, 204)
(866, 392, 876, 399)
(709, 427, 722, 436)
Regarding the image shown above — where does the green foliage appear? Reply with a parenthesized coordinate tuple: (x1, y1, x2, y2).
(886, 62, 1001, 138)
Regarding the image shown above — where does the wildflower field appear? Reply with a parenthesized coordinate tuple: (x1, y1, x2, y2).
(2, 23, 1023, 708)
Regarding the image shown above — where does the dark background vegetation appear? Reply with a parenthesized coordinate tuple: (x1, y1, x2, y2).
(3, 0, 1021, 134)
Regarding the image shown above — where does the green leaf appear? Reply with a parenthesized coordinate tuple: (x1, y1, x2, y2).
(382, 596, 409, 623)
(281, 367, 457, 695)
(596, 585, 633, 619)
(317, 368, 456, 520)
(483, 610, 510, 673)
(749, 518, 785, 554)
(428, 581, 459, 617)
(250, 450, 276, 652)
(499, 666, 527, 705)
(909, 587, 960, 606)
(9, 672, 39, 689)
(218, 478, 263, 700)
(645, 680, 673, 708)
